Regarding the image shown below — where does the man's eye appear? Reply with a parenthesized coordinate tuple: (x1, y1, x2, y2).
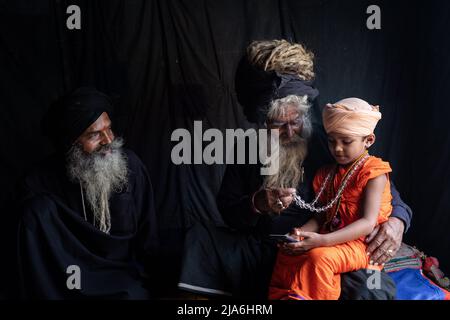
(89, 133, 100, 139)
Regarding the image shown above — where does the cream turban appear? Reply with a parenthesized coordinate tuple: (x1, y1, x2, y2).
(322, 97, 381, 136)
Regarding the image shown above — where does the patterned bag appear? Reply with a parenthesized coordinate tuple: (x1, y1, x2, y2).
(385, 242, 450, 291)
(384, 243, 423, 273)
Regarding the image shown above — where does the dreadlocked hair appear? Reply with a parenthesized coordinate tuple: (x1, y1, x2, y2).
(246, 39, 315, 81)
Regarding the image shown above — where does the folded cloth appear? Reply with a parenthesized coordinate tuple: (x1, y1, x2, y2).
(384, 243, 422, 273)
(385, 243, 450, 300)
(389, 269, 450, 300)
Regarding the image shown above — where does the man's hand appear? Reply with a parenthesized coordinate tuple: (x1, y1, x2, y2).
(254, 188, 296, 214)
(279, 231, 326, 255)
(365, 217, 405, 265)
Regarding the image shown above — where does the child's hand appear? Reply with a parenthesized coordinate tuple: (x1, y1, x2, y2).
(280, 231, 327, 255)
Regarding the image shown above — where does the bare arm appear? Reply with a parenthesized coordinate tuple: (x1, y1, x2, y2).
(322, 174, 387, 247)
(364, 182, 411, 264)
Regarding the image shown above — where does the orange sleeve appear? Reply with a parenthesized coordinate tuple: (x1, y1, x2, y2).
(357, 157, 392, 188)
(357, 156, 393, 224)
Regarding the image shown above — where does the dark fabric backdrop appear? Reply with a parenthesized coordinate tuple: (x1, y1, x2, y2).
(1, 0, 449, 290)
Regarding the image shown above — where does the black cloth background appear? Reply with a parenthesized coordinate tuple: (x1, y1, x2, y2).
(1, 0, 450, 296)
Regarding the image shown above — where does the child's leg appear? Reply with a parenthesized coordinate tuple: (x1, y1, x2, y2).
(270, 240, 369, 300)
(269, 253, 311, 300)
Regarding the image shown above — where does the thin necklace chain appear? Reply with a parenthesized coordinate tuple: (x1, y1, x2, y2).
(79, 182, 95, 226)
(79, 182, 88, 222)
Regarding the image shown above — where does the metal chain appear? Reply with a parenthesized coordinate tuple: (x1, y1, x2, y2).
(293, 153, 369, 213)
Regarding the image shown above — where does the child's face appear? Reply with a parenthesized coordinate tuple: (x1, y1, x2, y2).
(327, 132, 375, 165)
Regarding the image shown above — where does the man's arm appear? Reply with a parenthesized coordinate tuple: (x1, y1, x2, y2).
(389, 182, 412, 232)
(217, 163, 264, 229)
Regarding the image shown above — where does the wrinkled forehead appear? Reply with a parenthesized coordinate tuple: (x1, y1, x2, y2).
(268, 103, 301, 121)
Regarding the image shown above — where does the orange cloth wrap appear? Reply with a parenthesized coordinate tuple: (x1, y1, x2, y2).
(269, 156, 392, 300)
(323, 97, 381, 136)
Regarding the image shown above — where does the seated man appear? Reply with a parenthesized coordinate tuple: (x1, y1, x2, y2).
(178, 40, 412, 299)
(15, 87, 158, 299)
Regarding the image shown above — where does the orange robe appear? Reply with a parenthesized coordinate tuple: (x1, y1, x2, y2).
(269, 156, 392, 300)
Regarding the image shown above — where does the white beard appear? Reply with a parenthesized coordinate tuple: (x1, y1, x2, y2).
(66, 137, 128, 233)
(263, 134, 308, 189)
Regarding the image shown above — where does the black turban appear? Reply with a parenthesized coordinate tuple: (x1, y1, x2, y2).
(273, 73, 319, 101)
(235, 58, 319, 124)
(42, 87, 113, 153)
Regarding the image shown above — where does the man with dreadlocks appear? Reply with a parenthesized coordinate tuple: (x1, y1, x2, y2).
(14, 87, 159, 299)
(177, 40, 412, 299)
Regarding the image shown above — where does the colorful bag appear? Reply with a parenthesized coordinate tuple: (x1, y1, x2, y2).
(385, 243, 450, 300)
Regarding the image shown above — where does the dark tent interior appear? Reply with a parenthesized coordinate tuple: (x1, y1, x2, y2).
(1, 0, 449, 298)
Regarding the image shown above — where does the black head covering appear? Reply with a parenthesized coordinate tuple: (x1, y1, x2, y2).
(42, 87, 113, 153)
(273, 73, 319, 101)
(235, 57, 319, 124)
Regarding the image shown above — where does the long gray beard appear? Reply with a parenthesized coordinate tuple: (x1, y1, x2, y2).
(263, 134, 308, 189)
(66, 138, 128, 233)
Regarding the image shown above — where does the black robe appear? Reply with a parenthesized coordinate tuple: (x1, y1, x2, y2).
(179, 124, 411, 299)
(16, 149, 158, 299)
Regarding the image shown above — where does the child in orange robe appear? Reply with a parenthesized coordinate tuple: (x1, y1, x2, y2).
(269, 97, 393, 300)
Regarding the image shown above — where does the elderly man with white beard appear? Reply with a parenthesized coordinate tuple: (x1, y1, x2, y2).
(177, 40, 412, 299)
(15, 87, 158, 299)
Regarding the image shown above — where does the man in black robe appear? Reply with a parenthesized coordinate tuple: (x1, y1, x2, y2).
(177, 40, 412, 299)
(15, 87, 158, 299)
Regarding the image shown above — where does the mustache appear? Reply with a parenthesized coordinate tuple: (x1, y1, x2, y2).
(280, 133, 304, 147)
(93, 138, 123, 154)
